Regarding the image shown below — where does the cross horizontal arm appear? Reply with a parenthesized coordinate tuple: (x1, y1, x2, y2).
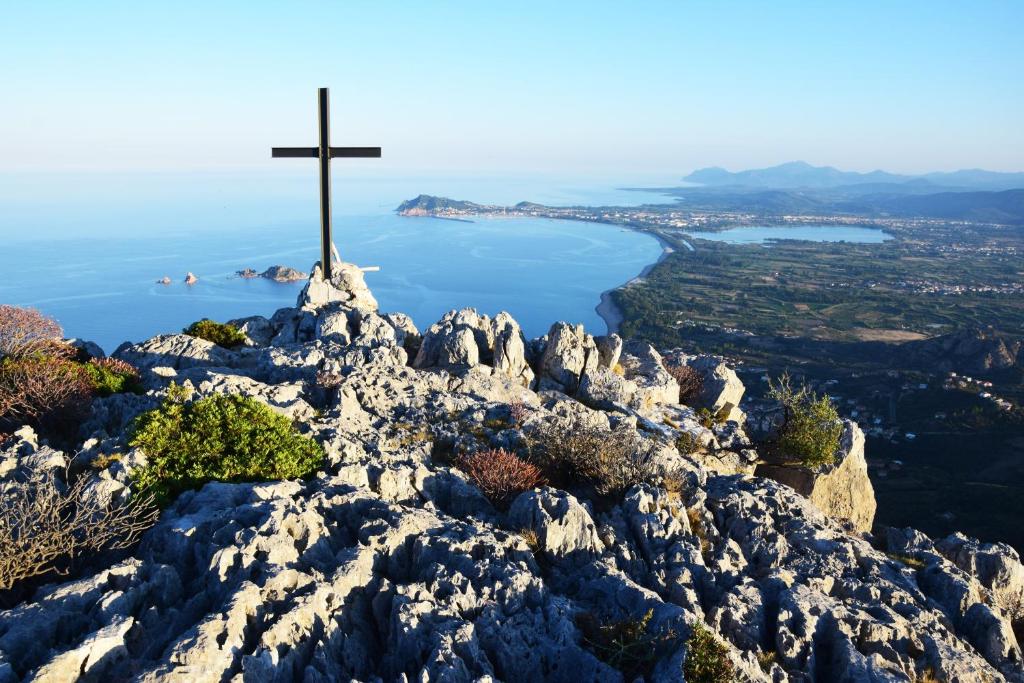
(272, 147, 381, 158)
(329, 147, 382, 158)
(272, 147, 318, 158)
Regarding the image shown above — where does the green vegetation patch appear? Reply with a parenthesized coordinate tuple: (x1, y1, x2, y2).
(129, 384, 324, 504)
(183, 319, 247, 348)
(768, 373, 843, 468)
(576, 609, 677, 680)
(683, 622, 736, 683)
(83, 357, 143, 396)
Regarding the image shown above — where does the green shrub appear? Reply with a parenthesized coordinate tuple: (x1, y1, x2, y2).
(129, 384, 324, 504)
(767, 373, 842, 468)
(755, 650, 777, 674)
(183, 319, 247, 348)
(676, 431, 698, 454)
(683, 623, 735, 683)
(83, 358, 142, 396)
(576, 608, 677, 680)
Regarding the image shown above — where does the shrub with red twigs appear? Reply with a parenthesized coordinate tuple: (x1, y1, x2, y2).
(0, 354, 93, 425)
(665, 363, 704, 405)
(458, 448, 546, 509)
(0, 305, 63, 360)
(508, 400, 529, 426)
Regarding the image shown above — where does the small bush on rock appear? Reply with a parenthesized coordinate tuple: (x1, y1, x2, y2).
(683, 622, 735, 683)
(665, 362, 704, 405)
(0, 305, 63, 359)
(767, 373, 842, 468)
(0, 469, 157, 592)
(83, 357, 142, 396)
(459, 448, 545, 509)
(576, 609, 677, 680)
(529, 420, 655, 501)
(183, 319, 247, 349)
(0, 353, 93, 426)
(129, 384, 324, 504)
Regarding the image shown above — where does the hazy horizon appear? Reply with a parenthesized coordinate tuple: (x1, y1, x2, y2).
(2, 2, 1021, 176)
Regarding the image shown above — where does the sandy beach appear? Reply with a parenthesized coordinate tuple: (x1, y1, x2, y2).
(595, 230, 674, 335)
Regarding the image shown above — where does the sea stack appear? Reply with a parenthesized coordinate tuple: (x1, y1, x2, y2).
(184, 272, 198, 285)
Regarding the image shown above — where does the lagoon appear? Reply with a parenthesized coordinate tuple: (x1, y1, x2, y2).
(684, 224, 892, 245)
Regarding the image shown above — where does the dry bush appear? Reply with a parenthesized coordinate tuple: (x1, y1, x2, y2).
(316, 371, 344, 389)
(665, 362, 704, 405)
(458, 448, 545, 509)
(0, 354, 93, 424)
(0, 469, 158, 591)
(0, 305, 63, 360)
(529, 420, 655, 500)
(90, 357, 139, 380)
(508, 400, 529, 427)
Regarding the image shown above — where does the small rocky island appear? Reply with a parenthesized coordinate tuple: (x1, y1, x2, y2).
(1, 263, 1022, 682)
(237, 265, 309, 282)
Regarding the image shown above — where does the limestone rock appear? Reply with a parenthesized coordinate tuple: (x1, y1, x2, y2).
(414, 308, 488, 370)
(491, 312, 534, 387)
(66, 338, 105, 360)
(508, 487, 604, 566)
(686, 355, 746, 422)
(2, 280, 1016, 682)
(936, 532, 1024, 622)
(226, 315, 276, 347)
(298, 261, 378, 313)
(617, 341, 678, 412)
(113, 334, 239, 372)
(755, 420, 876, 532)
(577, 366, 637, 411)
(594, 333, 623, 370)
(537, 322, 598, 394)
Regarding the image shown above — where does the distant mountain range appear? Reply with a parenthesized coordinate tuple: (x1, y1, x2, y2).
(685, 161, 1024, 192)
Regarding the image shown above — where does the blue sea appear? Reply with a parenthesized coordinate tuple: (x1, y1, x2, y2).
(0, 171, 673, 352)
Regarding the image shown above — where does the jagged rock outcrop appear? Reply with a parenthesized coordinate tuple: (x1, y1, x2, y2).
(681, 355, 746, 422)
(756, 420, 877, 532)
(1, 262, 1017, 682)
(413, 309, 533, 387)
(898, 326, 1022, 374)
(298, 262, 378, 312)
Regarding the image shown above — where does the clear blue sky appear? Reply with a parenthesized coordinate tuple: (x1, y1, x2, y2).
(1, 1, 1021, 175)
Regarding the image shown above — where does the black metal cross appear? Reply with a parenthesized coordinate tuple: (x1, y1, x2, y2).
(272, 87, 381, 281)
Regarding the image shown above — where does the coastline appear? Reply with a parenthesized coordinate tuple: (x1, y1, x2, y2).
(595, 230, 674, 335)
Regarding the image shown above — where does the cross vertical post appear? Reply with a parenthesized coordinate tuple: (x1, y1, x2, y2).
(317, 88, 332, 281)
(272, 88, 381, 281)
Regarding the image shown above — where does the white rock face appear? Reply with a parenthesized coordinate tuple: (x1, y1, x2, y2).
(2, 275, 1017, 683)
(508, 487, 604, 566)
(298, 261, 378, 312)
(414, 308, 534, 387)
(756, 420, 877, 532)
(113, 334, 240, 372)
(686, 355, 746, 422)
(537, 322, 599, 394)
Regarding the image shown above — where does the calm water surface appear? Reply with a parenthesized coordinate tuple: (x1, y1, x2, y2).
(685, 224, 892, 244)
(0, 173, 670, 351)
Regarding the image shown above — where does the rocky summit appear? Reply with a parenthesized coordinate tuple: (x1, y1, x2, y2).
(1, 263, 1022, 683)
